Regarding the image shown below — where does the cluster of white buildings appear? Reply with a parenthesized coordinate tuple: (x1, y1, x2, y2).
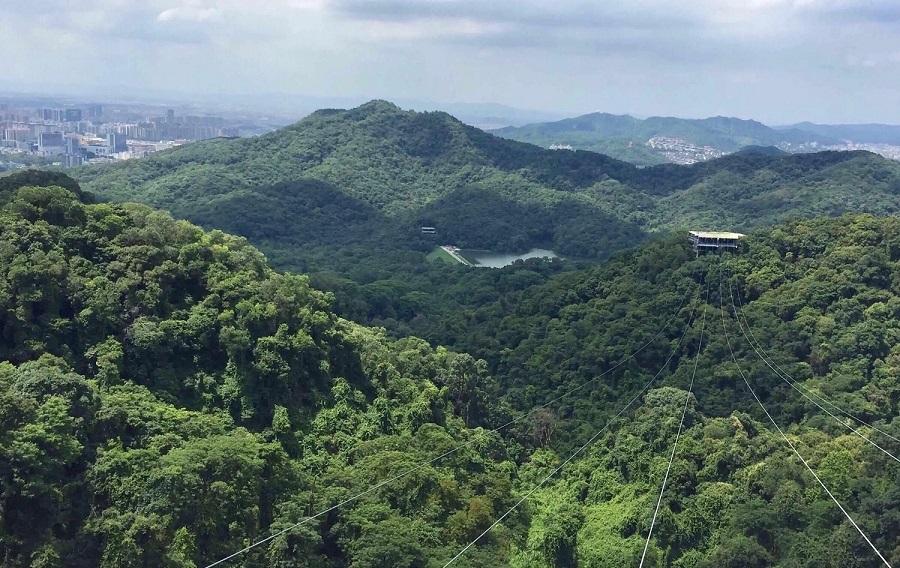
(645, 136, 725, 164)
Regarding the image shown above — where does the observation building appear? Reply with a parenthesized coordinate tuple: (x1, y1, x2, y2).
(689, 230, 745, 254)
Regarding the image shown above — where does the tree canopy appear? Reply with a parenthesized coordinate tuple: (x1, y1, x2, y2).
(2, 171, 898, 566)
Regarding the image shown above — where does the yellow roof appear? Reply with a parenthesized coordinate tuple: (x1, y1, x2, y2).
(690, 231, 745, 239)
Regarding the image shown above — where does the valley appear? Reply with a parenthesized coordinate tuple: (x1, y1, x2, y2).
(67, 101, 900, 343)
(71, 102, 900, 269)
(1, 102, 899, 568)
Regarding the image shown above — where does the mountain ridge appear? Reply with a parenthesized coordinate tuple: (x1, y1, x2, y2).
(782, 121, 900, 145)
(72, 100, 900, 273)
(491, 111, 839, 165)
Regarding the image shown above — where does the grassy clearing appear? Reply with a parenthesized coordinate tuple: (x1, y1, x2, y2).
(426, 246, 461, 265)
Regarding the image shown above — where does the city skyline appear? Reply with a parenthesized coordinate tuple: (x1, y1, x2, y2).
(0, 96, 265, 169)
(3, 0, 900, 125)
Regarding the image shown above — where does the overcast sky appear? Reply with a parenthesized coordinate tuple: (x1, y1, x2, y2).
(3, 0, 900, 123)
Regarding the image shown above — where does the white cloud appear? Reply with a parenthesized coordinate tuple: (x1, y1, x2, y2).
(353, 17, 510, 41)
(157, 3, 222, 23)
(1, 0, 899, 122)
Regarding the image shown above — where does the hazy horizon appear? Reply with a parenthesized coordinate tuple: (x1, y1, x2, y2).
(4, 1, 900, 124)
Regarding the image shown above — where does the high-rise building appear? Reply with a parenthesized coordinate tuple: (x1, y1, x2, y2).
(107, 132, 127, 153)
(85, 104, 103, 119)
(41, 108, 64, 122)
(39, 131, 64, 150)
(3, 127, 31, 149)
(65, 108, 83, 122)
(65, 154, 84, 168)
(166, 109, 175, 123)
(3, 128, 30, 143)
(65, 136, 80, 155)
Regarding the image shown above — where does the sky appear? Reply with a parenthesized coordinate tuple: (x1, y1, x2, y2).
(3, 0, 900, 124)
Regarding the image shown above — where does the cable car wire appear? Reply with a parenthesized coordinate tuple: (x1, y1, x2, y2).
(442, 287, 704, 567)
(639, 280, 709, 567)
(730, 282, 900, 446)
(203, 277, 702, 567)
(727, 281, 900, 463)
(719, 280, 892, 568)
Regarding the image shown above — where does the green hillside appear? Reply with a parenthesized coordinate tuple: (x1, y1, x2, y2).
(1, 173, 897, 566)
(72, 102, 900, 277)
(493, 112, 835, 165)
(74, 100, 649, 263)
(355, 212, 900, 567)
(0, 173, 518, 567)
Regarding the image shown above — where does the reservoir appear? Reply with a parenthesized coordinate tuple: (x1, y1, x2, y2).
(461, 248, 558, 268)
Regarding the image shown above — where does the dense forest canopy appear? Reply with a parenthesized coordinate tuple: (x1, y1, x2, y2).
(0, 175, 520, 567)
(1, 172, 897, 566)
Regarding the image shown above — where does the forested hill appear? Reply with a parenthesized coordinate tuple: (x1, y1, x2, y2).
(0, 173, 520, 567)
(75, 99, 644, 214)
(73, 100, 900, 270)
(1, 174, 898, 566)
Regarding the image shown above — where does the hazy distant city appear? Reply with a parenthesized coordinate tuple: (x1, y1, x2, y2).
(4, 90, 900, 174)
(0, 94, 290, 170)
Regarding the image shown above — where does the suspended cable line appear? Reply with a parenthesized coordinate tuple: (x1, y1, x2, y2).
(639, 280, 710, 567)
(726, 280, 900, 464)
(719, 281, 892, 568)
(204, 278, 702, 567)
(442, 289, 704, 567)
(730, 282, 900, 446)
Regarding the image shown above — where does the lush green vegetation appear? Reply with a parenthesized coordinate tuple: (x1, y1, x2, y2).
(492, 113, 835, 165)
(0, 153, 55, 172)
(1, 170, 898, 566)
(355, 213, 900, 567)
(0, 175, 522, 567)
(66, 102, 900, 350)
(72, 101, 900, 276)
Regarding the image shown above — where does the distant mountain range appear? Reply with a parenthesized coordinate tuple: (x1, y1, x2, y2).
(493, 113, 900, 165)
(778, 122, 900, 145)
